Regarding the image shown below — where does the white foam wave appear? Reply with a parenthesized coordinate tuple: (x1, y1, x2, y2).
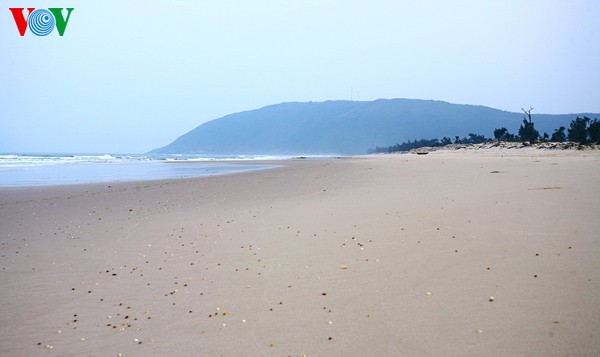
(0, 154, 123, 168)
(0, 153, 337, 169)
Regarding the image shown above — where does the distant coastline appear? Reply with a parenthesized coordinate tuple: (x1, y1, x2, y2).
(151, 99, 600, 155)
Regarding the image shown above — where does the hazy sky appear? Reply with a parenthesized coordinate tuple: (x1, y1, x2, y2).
(1, 0, 599, 153)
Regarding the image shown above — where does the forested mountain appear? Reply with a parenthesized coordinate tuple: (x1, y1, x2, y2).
(151, 99, 598, 155)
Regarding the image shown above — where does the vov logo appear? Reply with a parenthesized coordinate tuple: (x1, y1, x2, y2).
(9, 8, 74, 36)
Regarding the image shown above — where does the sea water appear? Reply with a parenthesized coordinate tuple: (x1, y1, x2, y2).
(0, 153, 288, 187)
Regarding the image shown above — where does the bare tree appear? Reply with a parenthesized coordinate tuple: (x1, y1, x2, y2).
(519, 107, 539, 143)
(522, 107, 534, 123)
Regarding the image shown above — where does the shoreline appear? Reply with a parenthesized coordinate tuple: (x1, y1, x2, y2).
(1, 152, 599, 356)
(0, 158, 326, 203)
(0, 159, 290, 190)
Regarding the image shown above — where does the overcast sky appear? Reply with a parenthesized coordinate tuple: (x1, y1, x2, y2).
(1, 0, 599, 153)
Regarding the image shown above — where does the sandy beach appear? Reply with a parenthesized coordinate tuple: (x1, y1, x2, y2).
(1, 150, 599, 356)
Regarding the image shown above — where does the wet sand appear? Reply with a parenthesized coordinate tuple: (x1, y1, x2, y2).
(1, 151, 599, 356)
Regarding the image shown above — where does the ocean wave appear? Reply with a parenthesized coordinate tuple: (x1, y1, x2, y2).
(0, 153, 333, 169)
(0, 153, 122, 168)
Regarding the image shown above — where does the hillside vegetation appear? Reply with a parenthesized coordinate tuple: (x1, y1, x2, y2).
(151, 99, 598, 155)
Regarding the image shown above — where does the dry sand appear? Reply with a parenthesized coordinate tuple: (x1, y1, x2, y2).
(1, 150, 599, 356)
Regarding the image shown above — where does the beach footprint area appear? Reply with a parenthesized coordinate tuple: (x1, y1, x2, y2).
(1, 152, 599, 356)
